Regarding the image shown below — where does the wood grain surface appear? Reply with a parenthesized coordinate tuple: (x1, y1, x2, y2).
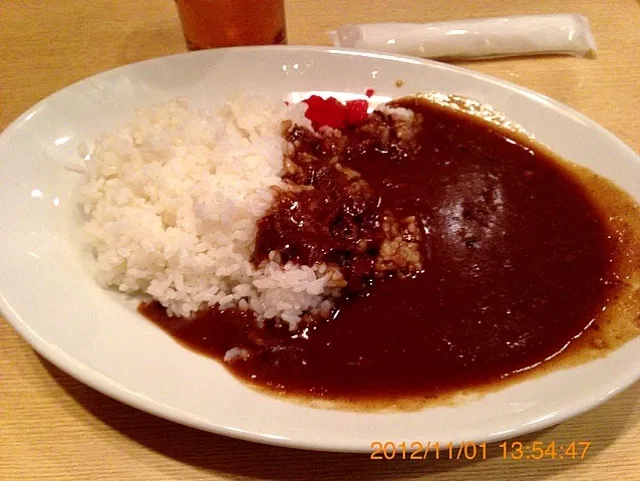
(1, 1, 639, 479)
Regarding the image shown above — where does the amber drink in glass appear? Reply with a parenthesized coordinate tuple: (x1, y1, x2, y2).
(174, 0, 287, 50)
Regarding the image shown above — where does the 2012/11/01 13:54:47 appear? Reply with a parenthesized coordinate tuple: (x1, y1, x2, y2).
(370, 440, 591, 460)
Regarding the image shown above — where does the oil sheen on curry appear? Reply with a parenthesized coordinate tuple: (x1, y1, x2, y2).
(140, 95, 640, 407)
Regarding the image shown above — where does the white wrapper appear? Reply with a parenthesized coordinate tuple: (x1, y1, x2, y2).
(329, 14, 597, 60)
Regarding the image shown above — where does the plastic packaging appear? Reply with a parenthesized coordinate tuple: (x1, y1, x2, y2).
(329, 14, 597, 60)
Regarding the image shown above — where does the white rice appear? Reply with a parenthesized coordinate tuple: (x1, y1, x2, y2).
(78, 94, 332, 331)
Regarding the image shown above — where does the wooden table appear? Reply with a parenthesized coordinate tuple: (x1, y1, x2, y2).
(2, 1, 639, 479)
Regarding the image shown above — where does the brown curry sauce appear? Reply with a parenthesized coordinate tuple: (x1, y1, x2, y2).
(140, 97, 640, 408)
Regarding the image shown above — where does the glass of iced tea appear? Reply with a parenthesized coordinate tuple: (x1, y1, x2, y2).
(174, 0, 287, 50)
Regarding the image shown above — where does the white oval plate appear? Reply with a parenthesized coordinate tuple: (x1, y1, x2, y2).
(1, 46, 639, 453)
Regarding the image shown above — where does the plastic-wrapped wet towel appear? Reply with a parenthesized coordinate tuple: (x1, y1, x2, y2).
(329, 14, 597, 60)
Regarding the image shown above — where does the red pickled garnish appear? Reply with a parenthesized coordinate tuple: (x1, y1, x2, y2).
(303, 95, 370, 130)
(345, 99, 369, 126)
(365, 88, 375, 98)
(303, 95, 346, 129)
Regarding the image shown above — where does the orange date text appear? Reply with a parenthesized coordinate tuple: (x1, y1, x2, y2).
(370, 441, 487, 460)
